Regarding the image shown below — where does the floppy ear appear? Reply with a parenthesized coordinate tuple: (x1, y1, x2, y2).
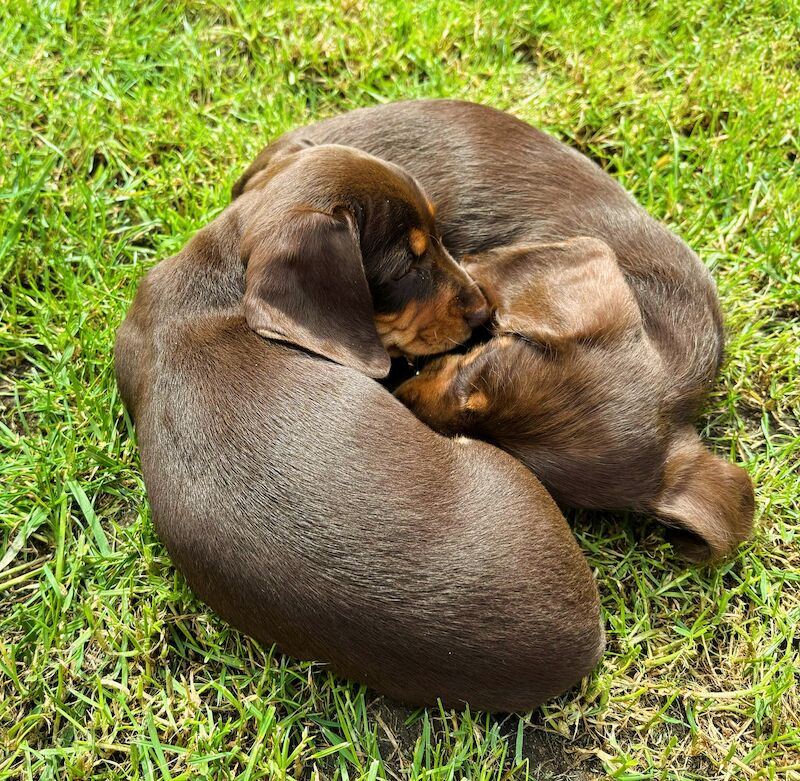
(650, 429, 755, 563)
(231, 138, 315, 199)
(242, 207, 391, 378)
(464, 237, 641, 349)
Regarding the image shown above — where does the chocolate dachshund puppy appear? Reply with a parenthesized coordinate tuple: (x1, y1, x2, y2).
(234, 100, 755, 562)
(116, 144, 604, 712)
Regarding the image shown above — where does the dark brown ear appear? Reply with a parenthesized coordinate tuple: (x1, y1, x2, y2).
(650, 429, 755, 563)
(242, 207, 391, 378)
(231, 138, 315, 199)
(464, 237, 641, 349)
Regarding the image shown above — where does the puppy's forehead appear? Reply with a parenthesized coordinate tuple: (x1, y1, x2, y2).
(297, 145, 424, 195)
(375, 161, 434, 224)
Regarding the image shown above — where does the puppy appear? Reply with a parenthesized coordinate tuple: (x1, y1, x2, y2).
(395, 238, 754, 563)
(116, 143, 604, 712)
(233, 100, 755, 563)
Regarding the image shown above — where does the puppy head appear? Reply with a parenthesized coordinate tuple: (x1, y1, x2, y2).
(395, 237, 754, 560)
(238, 143, 487, 377)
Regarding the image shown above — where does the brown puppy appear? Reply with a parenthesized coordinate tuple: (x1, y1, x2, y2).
(116, 144, 604, 712)
(396, 238, 754, 562)
(232, 142, 488, 371)
(233, 99, 755, 563)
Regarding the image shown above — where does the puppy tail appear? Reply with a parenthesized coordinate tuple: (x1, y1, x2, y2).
(649, 428, 755, 563)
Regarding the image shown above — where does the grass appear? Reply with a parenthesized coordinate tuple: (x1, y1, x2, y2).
(1, 0, 798, 778)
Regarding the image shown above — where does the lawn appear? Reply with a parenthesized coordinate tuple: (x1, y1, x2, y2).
(1, 0, 799, 778)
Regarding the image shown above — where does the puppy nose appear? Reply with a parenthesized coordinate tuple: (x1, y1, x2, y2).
(466, 304, 490, 328)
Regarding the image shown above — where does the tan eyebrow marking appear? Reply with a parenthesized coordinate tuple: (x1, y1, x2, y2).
(409, 228, 428, 256)
(465, 390, 490, 412)
(426, 199, 436, 218)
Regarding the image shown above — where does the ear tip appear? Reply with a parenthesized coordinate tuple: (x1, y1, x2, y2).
(654, 438, 756, 563)
(361, 353, 392, 379)
(664, 528, 714, 564)
(718, 459, 756, 541)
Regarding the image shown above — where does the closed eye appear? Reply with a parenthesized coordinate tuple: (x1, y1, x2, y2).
(391, 246, 429, 281)
(391, 260, 419, 281)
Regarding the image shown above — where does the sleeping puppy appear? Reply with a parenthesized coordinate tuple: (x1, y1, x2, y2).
(233, 100, 755, 563)
(395, 238, 753, 563)
(115, 143, 604, 712)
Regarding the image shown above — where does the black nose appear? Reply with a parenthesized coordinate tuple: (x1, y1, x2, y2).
(466, 305, 490, 328)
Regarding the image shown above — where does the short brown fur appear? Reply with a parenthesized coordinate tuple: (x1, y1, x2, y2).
(116, 143, 604, 712)
(235, 101, 755, 562)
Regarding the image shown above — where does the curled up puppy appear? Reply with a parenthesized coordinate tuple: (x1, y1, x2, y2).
(395, 237, 755, 563)
(115, 143, 604, 712)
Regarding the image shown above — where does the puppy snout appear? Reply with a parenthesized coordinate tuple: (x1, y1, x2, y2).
(461, 286, 490, 328)
(466, 303, 490, 328)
